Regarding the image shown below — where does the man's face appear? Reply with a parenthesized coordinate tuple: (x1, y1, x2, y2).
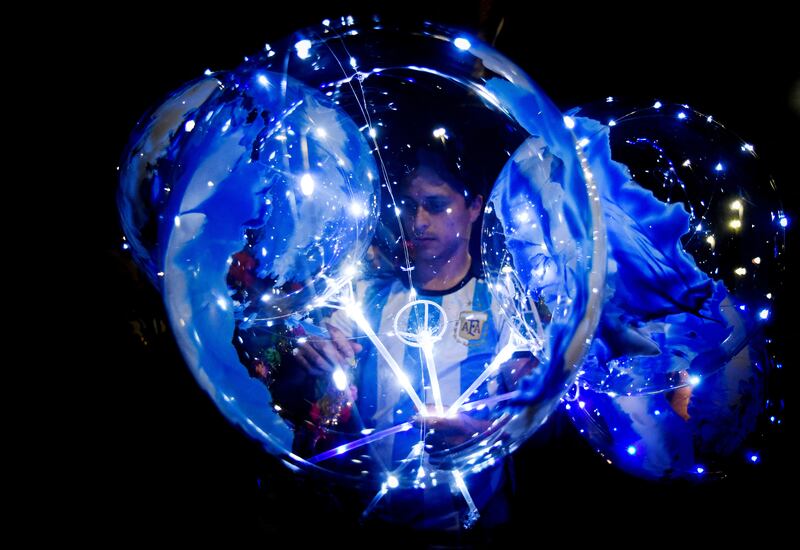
(398, 167, 483, 263)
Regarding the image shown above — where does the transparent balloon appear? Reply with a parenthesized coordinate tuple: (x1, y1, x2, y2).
(570, 100, 788, 395)
(119, 18, 604, 527)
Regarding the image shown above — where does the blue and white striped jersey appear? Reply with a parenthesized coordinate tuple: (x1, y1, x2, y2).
(327, 271, 511, 468)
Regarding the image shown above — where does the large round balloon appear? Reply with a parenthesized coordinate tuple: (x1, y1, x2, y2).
(119, 17, 604, 527)
(570, 99, 788, 395)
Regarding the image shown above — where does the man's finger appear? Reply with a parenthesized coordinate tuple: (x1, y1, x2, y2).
(292, 350, 326, 376)
(326, 323, 357, 363)
(312, 337, 347, 369)
(297, 344, 334, 374)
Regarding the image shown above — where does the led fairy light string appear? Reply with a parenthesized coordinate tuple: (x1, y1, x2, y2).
(393, 299, 448, 416)
(310, 273, 428, 415)
(452, 470, 479, 526)
(318, 59, 420, 292)
(345, 301, 428, 414)
(308, 389, 524, 464)
(445, 339, 526, 417)
(305, 276, 535, 465)
(360, 440, 440, 520)
(361, 445, 480, 527)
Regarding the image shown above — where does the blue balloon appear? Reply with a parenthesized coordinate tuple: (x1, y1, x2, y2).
(560, 99, 787, 481)
(571, 100, 788, 395)
(118, 18, 602, 530)
(161, 67, 381, 455)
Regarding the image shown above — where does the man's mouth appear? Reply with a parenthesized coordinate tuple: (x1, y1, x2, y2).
(412, 238, 436, 248)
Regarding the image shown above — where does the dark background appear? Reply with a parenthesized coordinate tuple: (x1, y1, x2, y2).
(80, 1, 797, 544)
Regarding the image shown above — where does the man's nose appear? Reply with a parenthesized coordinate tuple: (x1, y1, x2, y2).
(413, 207, 431, 234)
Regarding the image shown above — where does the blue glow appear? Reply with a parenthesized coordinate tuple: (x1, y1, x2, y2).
(770, 416, 776, 423)
(758, 308, 770, 320)
(739, 305, 746, 311)
(627, 445, 637, 455)
(715, 162, 724, 171)
(749, 454, 760, 464)
(453, 37, 471, 50)
(779, 216, 789, 228)
(677, 112, 687, 120)
(696, 466, 705, 474)
(653, 101, 662, 109)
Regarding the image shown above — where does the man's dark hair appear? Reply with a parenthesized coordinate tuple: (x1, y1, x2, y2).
(399, 147, 481, 203)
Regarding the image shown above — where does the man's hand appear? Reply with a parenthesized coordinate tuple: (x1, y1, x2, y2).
(292, 323, 363, 376)
(412, 408, 490, 454)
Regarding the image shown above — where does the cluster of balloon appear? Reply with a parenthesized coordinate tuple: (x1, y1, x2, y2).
(119, 14, 788, 526)
(562, 99, 788, 479)
(117, 17, 605, 527)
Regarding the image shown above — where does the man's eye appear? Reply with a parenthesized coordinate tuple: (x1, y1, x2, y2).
(425, 202, 448, 214)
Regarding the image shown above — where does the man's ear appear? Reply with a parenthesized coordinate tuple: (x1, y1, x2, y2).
(468, 194, 484, 224)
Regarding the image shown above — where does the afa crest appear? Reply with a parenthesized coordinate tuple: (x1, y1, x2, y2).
(456, 311, 488, 345)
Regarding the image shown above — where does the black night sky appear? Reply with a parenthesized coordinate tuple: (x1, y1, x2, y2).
(80, 1, 797, 544)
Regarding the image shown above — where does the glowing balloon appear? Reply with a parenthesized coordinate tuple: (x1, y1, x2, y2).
(571, 100, 788, 395)
(557, 99, 787, 481)
(119, 17, 603, 528)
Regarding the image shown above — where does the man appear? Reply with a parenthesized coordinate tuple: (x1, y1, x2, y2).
(292, 148, 523, 529)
